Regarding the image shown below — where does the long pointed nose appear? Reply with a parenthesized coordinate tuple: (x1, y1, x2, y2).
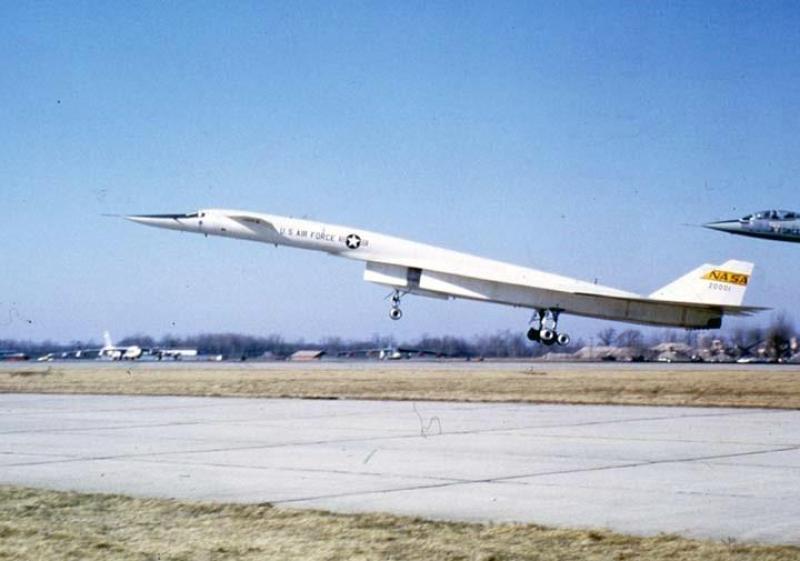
(703, 219, 741, 234)
(125, 213, 199, 232)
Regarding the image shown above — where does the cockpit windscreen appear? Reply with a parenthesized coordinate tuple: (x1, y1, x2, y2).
(743, 210, 798, 221)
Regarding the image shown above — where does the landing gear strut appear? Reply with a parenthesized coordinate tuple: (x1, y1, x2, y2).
(526, 309, 570, 346)
(389, 289, 403, 320)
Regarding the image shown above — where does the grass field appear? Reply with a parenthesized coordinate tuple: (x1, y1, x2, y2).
(1, 362, 800, 409)
(2, 485, 798, 561)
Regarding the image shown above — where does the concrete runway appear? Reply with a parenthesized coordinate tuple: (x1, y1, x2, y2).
(1, 393, 798, 544)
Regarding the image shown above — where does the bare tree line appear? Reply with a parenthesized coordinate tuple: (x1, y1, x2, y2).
(1, 315, 794, 360)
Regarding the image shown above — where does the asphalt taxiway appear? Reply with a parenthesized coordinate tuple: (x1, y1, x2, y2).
(1, 393, 798, 544)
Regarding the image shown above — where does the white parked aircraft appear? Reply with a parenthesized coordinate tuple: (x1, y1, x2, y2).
(127, 210, 766, 346)
(99, 331, 143, 360)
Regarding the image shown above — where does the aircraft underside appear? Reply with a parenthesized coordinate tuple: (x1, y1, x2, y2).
(372, 269, 724, 347)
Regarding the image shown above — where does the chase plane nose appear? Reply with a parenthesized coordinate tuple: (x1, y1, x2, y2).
(703, 220, 741, 234)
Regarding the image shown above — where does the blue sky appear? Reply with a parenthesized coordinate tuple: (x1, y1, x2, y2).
(2, 1, 799, 343)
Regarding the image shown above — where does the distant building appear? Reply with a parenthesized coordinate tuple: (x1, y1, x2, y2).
(650, 342, 693, 354)
(572, 345, 641, 361)
(650, 342, 694, 363)
(539, 350, 575, 361)
(694, 339, 735, 363)
(289, 350, 326, 361)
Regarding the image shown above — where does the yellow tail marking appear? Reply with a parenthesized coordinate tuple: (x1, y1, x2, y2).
(702, 270, 749, 285)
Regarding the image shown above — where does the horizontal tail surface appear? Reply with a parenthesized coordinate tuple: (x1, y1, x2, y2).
(648, 260, 754, 307)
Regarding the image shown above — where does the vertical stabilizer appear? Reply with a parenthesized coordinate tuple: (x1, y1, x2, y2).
(648, 260, 753, 307)
(103, 331, 114, 348)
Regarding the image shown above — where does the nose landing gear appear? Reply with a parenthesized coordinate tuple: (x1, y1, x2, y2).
(389, 289, 403, 320)
(526, 309, 570, 346)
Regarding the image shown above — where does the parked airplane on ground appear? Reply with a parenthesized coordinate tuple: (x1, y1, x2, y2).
(98, 331, 143, 360)
(337, 347, 444, 360)
(0, 350, 29, 361)
(705, 210, 800, 242)
(152, 348, 198, 360)
(127, 210, 766, 345)
(37, 334, 197, 361)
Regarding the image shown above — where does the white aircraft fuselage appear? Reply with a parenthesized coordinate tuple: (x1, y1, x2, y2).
(127, 209, 764, 345)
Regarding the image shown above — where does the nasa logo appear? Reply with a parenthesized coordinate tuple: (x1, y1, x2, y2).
(702, 270, 749, 286)
(345, 234, 361, 249)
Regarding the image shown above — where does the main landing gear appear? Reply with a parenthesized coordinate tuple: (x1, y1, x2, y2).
(389, 289, 403, 320)
(526, 309, 570, 346)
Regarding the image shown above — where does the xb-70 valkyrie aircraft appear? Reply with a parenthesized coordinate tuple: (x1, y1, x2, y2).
(127, 209, 765, 346)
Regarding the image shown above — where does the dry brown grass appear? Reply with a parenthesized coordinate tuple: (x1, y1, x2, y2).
(1, 363, 800, 409)
(1, 485, 798, 561)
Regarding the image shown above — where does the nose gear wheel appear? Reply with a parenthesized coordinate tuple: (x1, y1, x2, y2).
(388, 289, 404, 321)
